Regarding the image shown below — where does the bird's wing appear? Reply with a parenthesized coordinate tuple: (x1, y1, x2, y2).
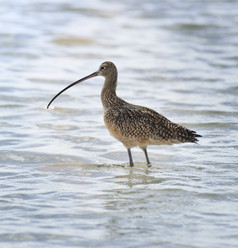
(107, 104, 200, 143)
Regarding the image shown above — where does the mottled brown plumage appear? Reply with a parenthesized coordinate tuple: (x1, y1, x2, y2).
(47, 61, 201, 167)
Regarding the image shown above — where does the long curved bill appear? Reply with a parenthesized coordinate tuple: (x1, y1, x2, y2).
(47, 71, 98, 109)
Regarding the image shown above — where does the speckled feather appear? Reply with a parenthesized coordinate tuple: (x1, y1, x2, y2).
(104, 96, 200, 148)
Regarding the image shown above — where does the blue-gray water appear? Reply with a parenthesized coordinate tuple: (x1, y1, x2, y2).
(0, 0, 238, 247)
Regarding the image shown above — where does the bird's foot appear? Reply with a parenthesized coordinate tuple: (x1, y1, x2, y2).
(129, 162, 134, 167)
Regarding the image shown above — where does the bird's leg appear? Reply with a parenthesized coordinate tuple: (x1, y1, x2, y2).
(127, 148, 134, 167)
(140, 146, 152, 167)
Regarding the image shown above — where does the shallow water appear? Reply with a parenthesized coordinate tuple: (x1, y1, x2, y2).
(0, 0, 238, 247)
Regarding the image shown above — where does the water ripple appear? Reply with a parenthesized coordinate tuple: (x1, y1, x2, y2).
(0, 0, 238, 247)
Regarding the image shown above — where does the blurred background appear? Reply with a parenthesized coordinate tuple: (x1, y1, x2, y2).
(0, 0, 237, 247)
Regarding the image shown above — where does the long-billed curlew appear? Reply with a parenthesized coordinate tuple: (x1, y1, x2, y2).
(47, 61, 201, 167)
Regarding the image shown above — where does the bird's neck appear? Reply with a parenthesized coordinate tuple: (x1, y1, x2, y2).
(101, 74, 118, 109)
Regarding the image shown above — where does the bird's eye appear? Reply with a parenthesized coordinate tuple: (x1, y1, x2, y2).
(100, 66, 105, 70)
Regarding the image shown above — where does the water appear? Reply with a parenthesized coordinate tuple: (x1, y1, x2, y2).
(0, 0, 238, 247)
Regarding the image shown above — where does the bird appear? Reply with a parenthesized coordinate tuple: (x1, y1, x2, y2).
(47, 61, 201, 167)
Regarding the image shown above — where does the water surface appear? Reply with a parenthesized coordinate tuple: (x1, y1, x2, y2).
(0, 0, 238, 247)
